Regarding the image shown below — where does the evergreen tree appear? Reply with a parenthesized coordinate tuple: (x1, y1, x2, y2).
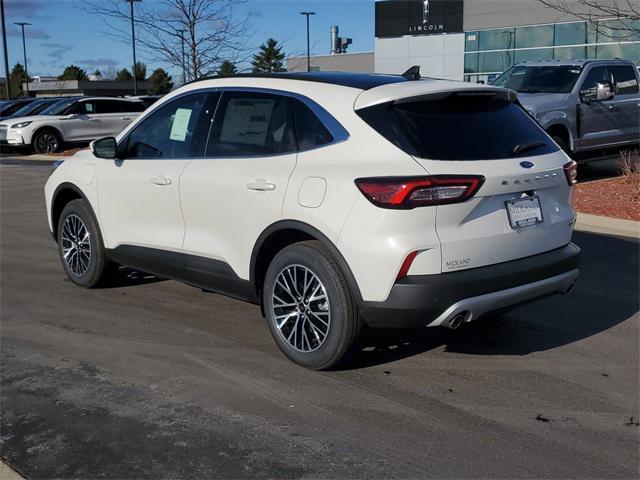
(58, 65, 88, 81)
(133, 62, 147, 81)
(217, 60, 237, 75)
(115, 68, 133, 81)
(9, 63, 28, 98)
(93, 69, 102, 77)
(251, 38, 285, 73)
(148, 68, 173, 94)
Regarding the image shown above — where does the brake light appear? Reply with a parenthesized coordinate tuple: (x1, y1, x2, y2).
(563, 161, 578, 186)
(355, 175, 485, 209)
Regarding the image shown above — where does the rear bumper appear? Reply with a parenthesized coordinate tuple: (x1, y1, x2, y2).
(360, 243, 580, 328)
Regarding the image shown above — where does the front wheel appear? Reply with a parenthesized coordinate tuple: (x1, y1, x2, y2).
(263, 241, 361, 370)
(33, 129, 62, 154)
(57, 199, 116, 288)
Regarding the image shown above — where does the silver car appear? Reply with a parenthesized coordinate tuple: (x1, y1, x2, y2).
(0, 97, 146, 153)
(492, 59, 640, 160)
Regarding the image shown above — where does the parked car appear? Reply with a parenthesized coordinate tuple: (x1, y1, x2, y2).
(0, 97, 146, 153)
(3, 97, 70, 119)
(45, 71, 580, 369)
(0, 98, 36, 118)
(492, 59, 640, 160)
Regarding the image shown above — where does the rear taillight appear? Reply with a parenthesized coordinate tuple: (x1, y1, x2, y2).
(563, 161, 578, 186)
(355, 175, 485, 209)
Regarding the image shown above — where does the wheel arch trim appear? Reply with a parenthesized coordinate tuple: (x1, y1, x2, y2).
(32, 124, 64, 146)
(250, 220, 363, 303)
(51, 182, 99, 242)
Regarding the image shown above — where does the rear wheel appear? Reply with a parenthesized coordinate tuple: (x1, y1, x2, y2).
(263, 241, 360, 370)
(33, 129, 62, 154)
(57, 199, 116, 288)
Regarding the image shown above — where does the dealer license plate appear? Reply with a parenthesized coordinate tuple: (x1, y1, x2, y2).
(506, 196, 543, 229)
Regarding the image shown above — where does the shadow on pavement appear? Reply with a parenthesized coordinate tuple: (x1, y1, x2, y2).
(346, 230, 639, 369)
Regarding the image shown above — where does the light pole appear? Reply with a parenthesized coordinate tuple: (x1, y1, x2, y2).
(300, 11, 315, 72)
(124, 0, 141, 95)
(177, 29, 186, 84)
(14, 21, 30, 96)
(1, 0, 10, 99)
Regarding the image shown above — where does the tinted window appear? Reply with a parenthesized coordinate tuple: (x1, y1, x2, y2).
(612, 65, 639, 95)
(581, 66, 611, 90)
(358, 92, 558, 161)
(0, 100, 32, 117)
(554, 22, 587, 46)
(68, 101, 96, 115)
(292, 99, 333, 151)
(41, 99, 77, 115)
(124, 92, 217, 159)
(206, 91, 295, 157)
(515, 25, 554, 48)
(492, 65, 581, 93)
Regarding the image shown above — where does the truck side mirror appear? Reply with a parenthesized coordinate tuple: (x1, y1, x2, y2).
(581, 82, 614, 104)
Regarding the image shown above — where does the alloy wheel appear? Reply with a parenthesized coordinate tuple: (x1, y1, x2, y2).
(271, 264, 331, 353)
(61, 214, 91, 276)
(37, 132, 59, 153)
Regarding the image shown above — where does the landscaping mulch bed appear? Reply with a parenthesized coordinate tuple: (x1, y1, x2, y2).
(574, 176, 640, 221)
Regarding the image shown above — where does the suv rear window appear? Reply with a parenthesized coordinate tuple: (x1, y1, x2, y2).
(357, 92, 558, 160)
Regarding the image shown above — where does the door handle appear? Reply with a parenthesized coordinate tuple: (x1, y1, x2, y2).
(151, 175, 172, 186)
(120, 117, 131, 121)
(89, 118, 100, 122)
(607, 105, 615, 111)
(247, 180, 276, 191)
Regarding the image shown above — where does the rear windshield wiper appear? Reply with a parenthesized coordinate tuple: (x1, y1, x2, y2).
(512, 141, 546, 156)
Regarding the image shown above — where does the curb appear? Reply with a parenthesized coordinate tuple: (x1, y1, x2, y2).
(0, 461, 25, 480)
(575, 212, 640, 239)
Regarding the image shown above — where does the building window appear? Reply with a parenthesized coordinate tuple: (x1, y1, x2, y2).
(478, 51, 513, 74)
(464, 19, 640, 79)
(464, 52, 478, 73)
(554, 46, 587, 60)
(515, 25, 554, 49)
(515, 48, 554, 63)
(554, 22, 587, 46)
(479, 28, 515, 51)
(465, 32, 479, 52)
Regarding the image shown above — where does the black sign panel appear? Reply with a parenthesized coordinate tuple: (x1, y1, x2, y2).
(375, 0, 464, 38)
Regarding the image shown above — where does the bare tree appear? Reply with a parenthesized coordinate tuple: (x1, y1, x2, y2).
(80, 0, 251, 81)
(537, 0, 639, 39)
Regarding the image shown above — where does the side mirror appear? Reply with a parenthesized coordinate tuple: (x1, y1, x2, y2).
(580, 81, 614, 103)
(90, 136, 117, 159)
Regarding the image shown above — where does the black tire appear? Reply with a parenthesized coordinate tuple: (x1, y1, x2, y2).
(57, 199, 116, 288)
(263, 241, 361, 370)
(32, 128, 62, 154)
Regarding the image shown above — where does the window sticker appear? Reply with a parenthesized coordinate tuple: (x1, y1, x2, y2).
(169, 108, 192, 142)
(219, 98, 275, 146)
(85, 103, 94, 113)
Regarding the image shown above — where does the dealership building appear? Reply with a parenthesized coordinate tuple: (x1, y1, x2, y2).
(287, 0, 640, 82)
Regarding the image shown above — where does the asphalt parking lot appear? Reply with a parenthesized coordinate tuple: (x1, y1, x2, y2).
(1, 163, 638, 479)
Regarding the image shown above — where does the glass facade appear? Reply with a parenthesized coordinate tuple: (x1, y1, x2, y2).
(464, 19, 640, 83)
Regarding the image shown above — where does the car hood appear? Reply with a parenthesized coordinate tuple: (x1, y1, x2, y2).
(517, 93, 572, 112)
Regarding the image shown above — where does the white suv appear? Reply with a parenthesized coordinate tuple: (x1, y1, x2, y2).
(45, 71, 580, 369)
(1, 97, 145, 153)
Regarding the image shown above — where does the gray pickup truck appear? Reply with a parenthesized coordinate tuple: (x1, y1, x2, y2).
(492, 59, 640, 161)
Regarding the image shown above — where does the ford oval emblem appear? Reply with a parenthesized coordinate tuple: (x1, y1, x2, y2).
(520, 161, 535, 169)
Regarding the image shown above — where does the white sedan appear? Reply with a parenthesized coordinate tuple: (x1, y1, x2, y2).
(0, 97, 145, 153)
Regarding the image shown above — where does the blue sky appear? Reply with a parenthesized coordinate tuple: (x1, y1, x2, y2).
(3, 0, 375, 79)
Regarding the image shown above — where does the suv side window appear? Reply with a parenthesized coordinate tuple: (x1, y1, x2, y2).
(96, 100, 123, 114)
(122, 91, 218, 159)
(206, 91, 296, 157)
(581, 66, 612, 91)
(612, 66, 639, 95)
(292, 98, 334, 151)
(68, 100, 96, 115)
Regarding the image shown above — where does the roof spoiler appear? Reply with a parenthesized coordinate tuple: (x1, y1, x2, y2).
(402, 65, 421, 81)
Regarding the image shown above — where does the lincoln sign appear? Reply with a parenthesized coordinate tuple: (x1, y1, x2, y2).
(375, 0, 464, 38)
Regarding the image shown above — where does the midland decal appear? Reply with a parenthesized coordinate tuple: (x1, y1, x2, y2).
(375, 0, 464, 38)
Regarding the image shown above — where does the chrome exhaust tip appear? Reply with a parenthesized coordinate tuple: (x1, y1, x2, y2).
(448, 312, 467, 330)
